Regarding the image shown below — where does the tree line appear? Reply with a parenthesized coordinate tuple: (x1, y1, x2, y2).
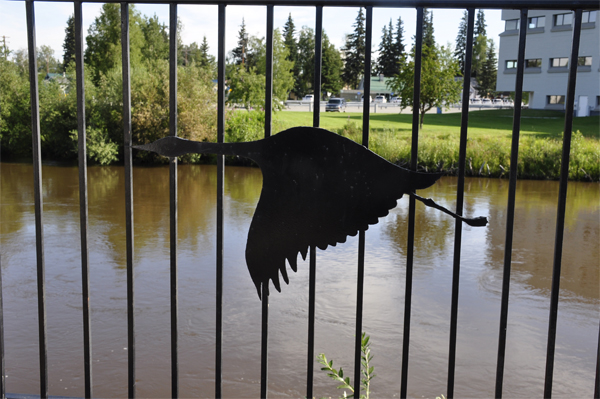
(0, 6, 497, 164)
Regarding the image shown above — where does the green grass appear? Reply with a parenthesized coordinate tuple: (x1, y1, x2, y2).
(272, 109, 600, 181)
(274, 109, 600, 139)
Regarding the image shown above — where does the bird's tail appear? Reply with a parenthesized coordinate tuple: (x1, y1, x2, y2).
(409, 170, 442, 191)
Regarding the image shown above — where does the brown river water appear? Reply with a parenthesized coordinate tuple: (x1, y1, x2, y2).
(1, 162, 598, 398)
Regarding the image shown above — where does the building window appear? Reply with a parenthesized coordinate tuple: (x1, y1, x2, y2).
(548, 95, 565, 105)
(582, 11, 597, 23)
(528, 16, 545, 29)
(578, 56, 592, 66)
(505, 19, 519, 30)
(526, 59, 542, 68)
(554, 13, 572, 26)
(506, 60, 517, 69)
(550, 57, 569, 68)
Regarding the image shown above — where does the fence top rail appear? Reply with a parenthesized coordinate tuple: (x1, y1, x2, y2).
(8, 0, 600, 10)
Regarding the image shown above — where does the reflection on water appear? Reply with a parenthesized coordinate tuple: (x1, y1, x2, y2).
(1, 162, 598, 398)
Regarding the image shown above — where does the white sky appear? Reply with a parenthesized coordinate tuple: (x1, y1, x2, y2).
(0, 1, 503, 62)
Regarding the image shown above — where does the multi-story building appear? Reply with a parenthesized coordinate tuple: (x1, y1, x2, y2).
(497, 10, 599, 115)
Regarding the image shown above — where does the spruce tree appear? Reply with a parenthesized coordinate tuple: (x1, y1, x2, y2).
(296, 26, 315, 97)
(393, 16, 405, 70)
(321, 32, 343, 96)
(422, 9, 435, 49)
(376, 20, 396, 76)
(475, 10, 487, 37)
(454, 11, 468, 76)
(282, 14, 301, 98)
(62, 14, 76, 70)
(476, 39, 497, 98)
(342, 7, 366, 89)
(198, 36, 216, 71)
(231, 18, 249, 69)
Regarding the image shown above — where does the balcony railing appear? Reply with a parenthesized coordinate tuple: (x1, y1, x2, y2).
(4, 0, 599, 398)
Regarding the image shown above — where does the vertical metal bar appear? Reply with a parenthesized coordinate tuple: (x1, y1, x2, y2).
(264, 5, 274, 138)
(353, 6, 372, 399)
(260, 285, 269, 399)
(595, 319, 600, 399)
(312, 6, 323, 128)
(260, 6, 275, 399)
(169, 3, 179, 398)
(121, 3, 135, 397)
(74, 2, 92, 397)
(0, 252, 4, 399)
(307, 8, 322, 398)
(361, 6, 372, 148)
(306, 246, 316, 399)
(25, 2, 48, 397)
(215, 4, 226, 398)
(543, 10, 582, 399)
(495, 9, 528, 399)
(446, 8, 475, 399)
(400, 7, 423, 399)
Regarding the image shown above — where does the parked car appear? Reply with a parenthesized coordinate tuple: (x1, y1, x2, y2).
(481, 98, 491, 105)
(361, 95, 372, 103)
(302, 95, 314, 103)
(492, 99, 503, 105)
(390, 96, 401, 103)
(325, 97, 346, 112)
(374, 95, 387, 103)
(470, 98, 481, 105)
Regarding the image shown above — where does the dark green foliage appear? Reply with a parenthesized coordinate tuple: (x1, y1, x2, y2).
(476, 39, 497, 98)
(422, 8, 435, 50)
(141, 14, 169, 63)
(321, 32, 344, 96)
(392, 16, 405, 71)
(62, 14, 76, 70)
(475, 9, 487, 37)
(84, 3, 145, 84)
(282, 13, 300, 98)
(231, 18, 251, 70)
(376, 19, 396, 76)
(342, 7, 366, 89)
(296, 27, 315, 98)
(454, 11, 468, 76)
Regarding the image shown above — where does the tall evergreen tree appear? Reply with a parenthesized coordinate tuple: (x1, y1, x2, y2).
(475, 10, 487, 37)
(282, 14, 301, 98)
(62, 14, 76, 70)
(376, 19, 395, 76)
(393, 16, 405, 69)
(231, 18, 250, 69)
(85, 3, 144, 83)
(321, 31, 343, 96)
(141, 14, 169, 62)
(296, 26, 315, 97)
(454, 10, 468, 76)
(342, 7, 366, 89)
(422, 8, 435, 49)
(476, 38, 497, 98)
(198, 36, 216, 70)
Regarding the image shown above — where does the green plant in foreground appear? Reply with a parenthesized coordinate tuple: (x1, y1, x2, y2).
(317, 333, 375, 399)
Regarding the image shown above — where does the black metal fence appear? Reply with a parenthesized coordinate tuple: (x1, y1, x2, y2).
(3, 0, 599, 398)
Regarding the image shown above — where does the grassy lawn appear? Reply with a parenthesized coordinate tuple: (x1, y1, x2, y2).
(275, 109, 600, 140)
(270, 109, 599, 181)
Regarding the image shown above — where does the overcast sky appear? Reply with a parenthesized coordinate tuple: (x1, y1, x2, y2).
(1, 1, 503, 62)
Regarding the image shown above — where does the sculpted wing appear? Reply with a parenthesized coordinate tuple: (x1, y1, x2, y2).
(244, 128, 441, 297)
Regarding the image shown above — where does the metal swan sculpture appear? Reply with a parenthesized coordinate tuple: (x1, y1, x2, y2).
(134, 127, 487, 298)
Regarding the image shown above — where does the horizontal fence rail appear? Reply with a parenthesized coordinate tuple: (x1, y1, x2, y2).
(2, 0, 599, 398)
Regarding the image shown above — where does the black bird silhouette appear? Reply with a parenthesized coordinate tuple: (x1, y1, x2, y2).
(134, 127, 487, 298)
